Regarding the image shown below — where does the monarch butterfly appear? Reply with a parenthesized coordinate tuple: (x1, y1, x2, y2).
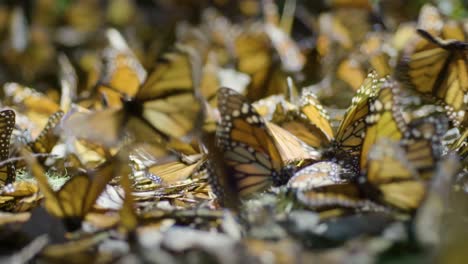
(332, 72, 385, 154)
(289, 161, 389, 213)
(207, 87, 296, 206)
(94, 29, 147, 108)
(64, 44, 203, 148)
(327, 72, 404, 172)
(362, 115, 448, 210)
(3, 83, 60, 117)
(363, 138, 436, 211)
(22, 150, 127, 231)
(234, 24, 290, 101)
(27, 111, 64, 156)
(0, 110, 15, 186)
(397, 5, 468, 126)
(358, 80, 406, 170)
(262, 72, 402, 173)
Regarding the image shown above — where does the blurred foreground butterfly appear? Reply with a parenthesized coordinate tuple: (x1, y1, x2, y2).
(65, 44, 203, 148)
(207, 87, 296, 206)
(397, 5, 468, 126)
(362, 115, 448, 210)
(23, 151, 126, 231)
(364, 138, 438, 211)
(0, 110, 15, 186)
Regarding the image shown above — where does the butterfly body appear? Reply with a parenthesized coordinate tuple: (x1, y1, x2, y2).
(122, 97, 143, 120)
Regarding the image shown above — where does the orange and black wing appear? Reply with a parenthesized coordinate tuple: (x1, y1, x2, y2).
(0, 110, 15, 186)
(272, 92, 334, 148)
(359, 79, 406, 170)
(28, 111, 64, 155)
(211, 87, 289, 200)
(397, 5, 468, 126)
(131, 45, 204, 141)
(332, 71, 387, 159)
(363, 115, 447, 211)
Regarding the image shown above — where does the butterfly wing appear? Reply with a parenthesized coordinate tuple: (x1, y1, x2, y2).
(403, 114, 448, 178)
(434, 50, 468, 125)
(359, 81, 406, 169)
(365, 139, 426, 211)
(146, 160, 202, 185)
(62, 108, 127, 147)
(55, 174, 92, 231)
(272, 92, 334, 148)
(133, 45, 203, 140)
(334, 71, 386, 155)
(265, 122, 320, 163)
(0, 110, 15, 186)
(82, 158, 127, 214)
(397, 5, 468, 126)
(213, 87, 286, 198)
(364, 115, 447, 211)
(97, 29, 147, 107)
(100, 47, 146, 99)
(28, 111, 64, 155)
(22, 150, 64, 218)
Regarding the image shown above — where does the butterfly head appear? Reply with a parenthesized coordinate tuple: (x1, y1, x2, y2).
(63, 216, 83, 232)
(122, 96, 143, 116)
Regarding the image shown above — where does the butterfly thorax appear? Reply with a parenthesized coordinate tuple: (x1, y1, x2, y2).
(273, 164, 296, 186)
(122, 97, 143, 117)
(63, 216, 83, 232)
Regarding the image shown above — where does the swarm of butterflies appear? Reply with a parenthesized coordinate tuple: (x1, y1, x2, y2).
(0, 0, 467, 263)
